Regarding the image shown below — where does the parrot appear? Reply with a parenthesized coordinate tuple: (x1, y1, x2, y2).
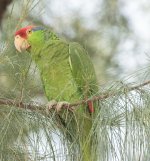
(14, 26, 99, 161)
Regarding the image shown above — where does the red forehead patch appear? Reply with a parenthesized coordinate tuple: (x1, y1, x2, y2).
(15, 26, 34, 38)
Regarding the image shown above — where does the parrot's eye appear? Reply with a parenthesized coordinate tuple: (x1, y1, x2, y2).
(27, 29, 32, 35)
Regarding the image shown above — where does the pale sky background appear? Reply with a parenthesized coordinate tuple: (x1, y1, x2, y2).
(120, 0, 150, 77)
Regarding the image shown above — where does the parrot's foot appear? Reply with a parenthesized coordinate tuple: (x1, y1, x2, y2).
(47, 100, 71, 112)
(47, 100, 57, 109)
(56, 101, 70, 112)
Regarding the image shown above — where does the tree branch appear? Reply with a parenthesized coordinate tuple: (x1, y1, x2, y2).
(0, 80, 150, 113)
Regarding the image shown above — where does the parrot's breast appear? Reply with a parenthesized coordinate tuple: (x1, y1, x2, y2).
(32, 41, 79, 102)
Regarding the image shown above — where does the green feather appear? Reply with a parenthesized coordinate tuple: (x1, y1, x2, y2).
(27, 28, 99, 161)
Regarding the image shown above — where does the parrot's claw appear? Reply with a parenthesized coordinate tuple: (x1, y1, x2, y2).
(47, 100, 57, 110)
(47, 100, 71, 112)
(56, 101, 70, 112)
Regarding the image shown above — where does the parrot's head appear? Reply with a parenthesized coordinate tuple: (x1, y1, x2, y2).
(14, 26, 44, 52)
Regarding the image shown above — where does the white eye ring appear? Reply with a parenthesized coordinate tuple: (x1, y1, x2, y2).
(27, 29, 32, 34)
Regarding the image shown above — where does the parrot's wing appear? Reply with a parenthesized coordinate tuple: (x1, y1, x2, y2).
(69, 42, 98, 98)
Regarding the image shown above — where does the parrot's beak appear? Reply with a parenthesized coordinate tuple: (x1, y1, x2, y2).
(14, 35, 30, 52)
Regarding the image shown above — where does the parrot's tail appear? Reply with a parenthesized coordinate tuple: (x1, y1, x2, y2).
(57, 106, 98, 161)
(79, 116, 97, 161)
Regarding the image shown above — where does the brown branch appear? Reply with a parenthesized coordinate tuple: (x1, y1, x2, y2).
(0, 99, 43, 111)
(0, 80, 150, 113)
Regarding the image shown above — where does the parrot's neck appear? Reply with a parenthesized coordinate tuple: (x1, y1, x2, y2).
(29, 42, 44, 53)
(27, 30, 60, 58)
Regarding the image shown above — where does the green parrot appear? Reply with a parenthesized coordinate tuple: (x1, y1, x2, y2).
(14, 26, 99, 161)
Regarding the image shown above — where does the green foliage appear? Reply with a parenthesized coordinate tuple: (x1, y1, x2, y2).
(0, 0, 150, 161)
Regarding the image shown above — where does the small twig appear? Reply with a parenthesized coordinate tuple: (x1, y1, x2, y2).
(0, 80, 150, 113)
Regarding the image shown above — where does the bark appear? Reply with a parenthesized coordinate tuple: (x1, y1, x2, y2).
(0, 0, 12, 24)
